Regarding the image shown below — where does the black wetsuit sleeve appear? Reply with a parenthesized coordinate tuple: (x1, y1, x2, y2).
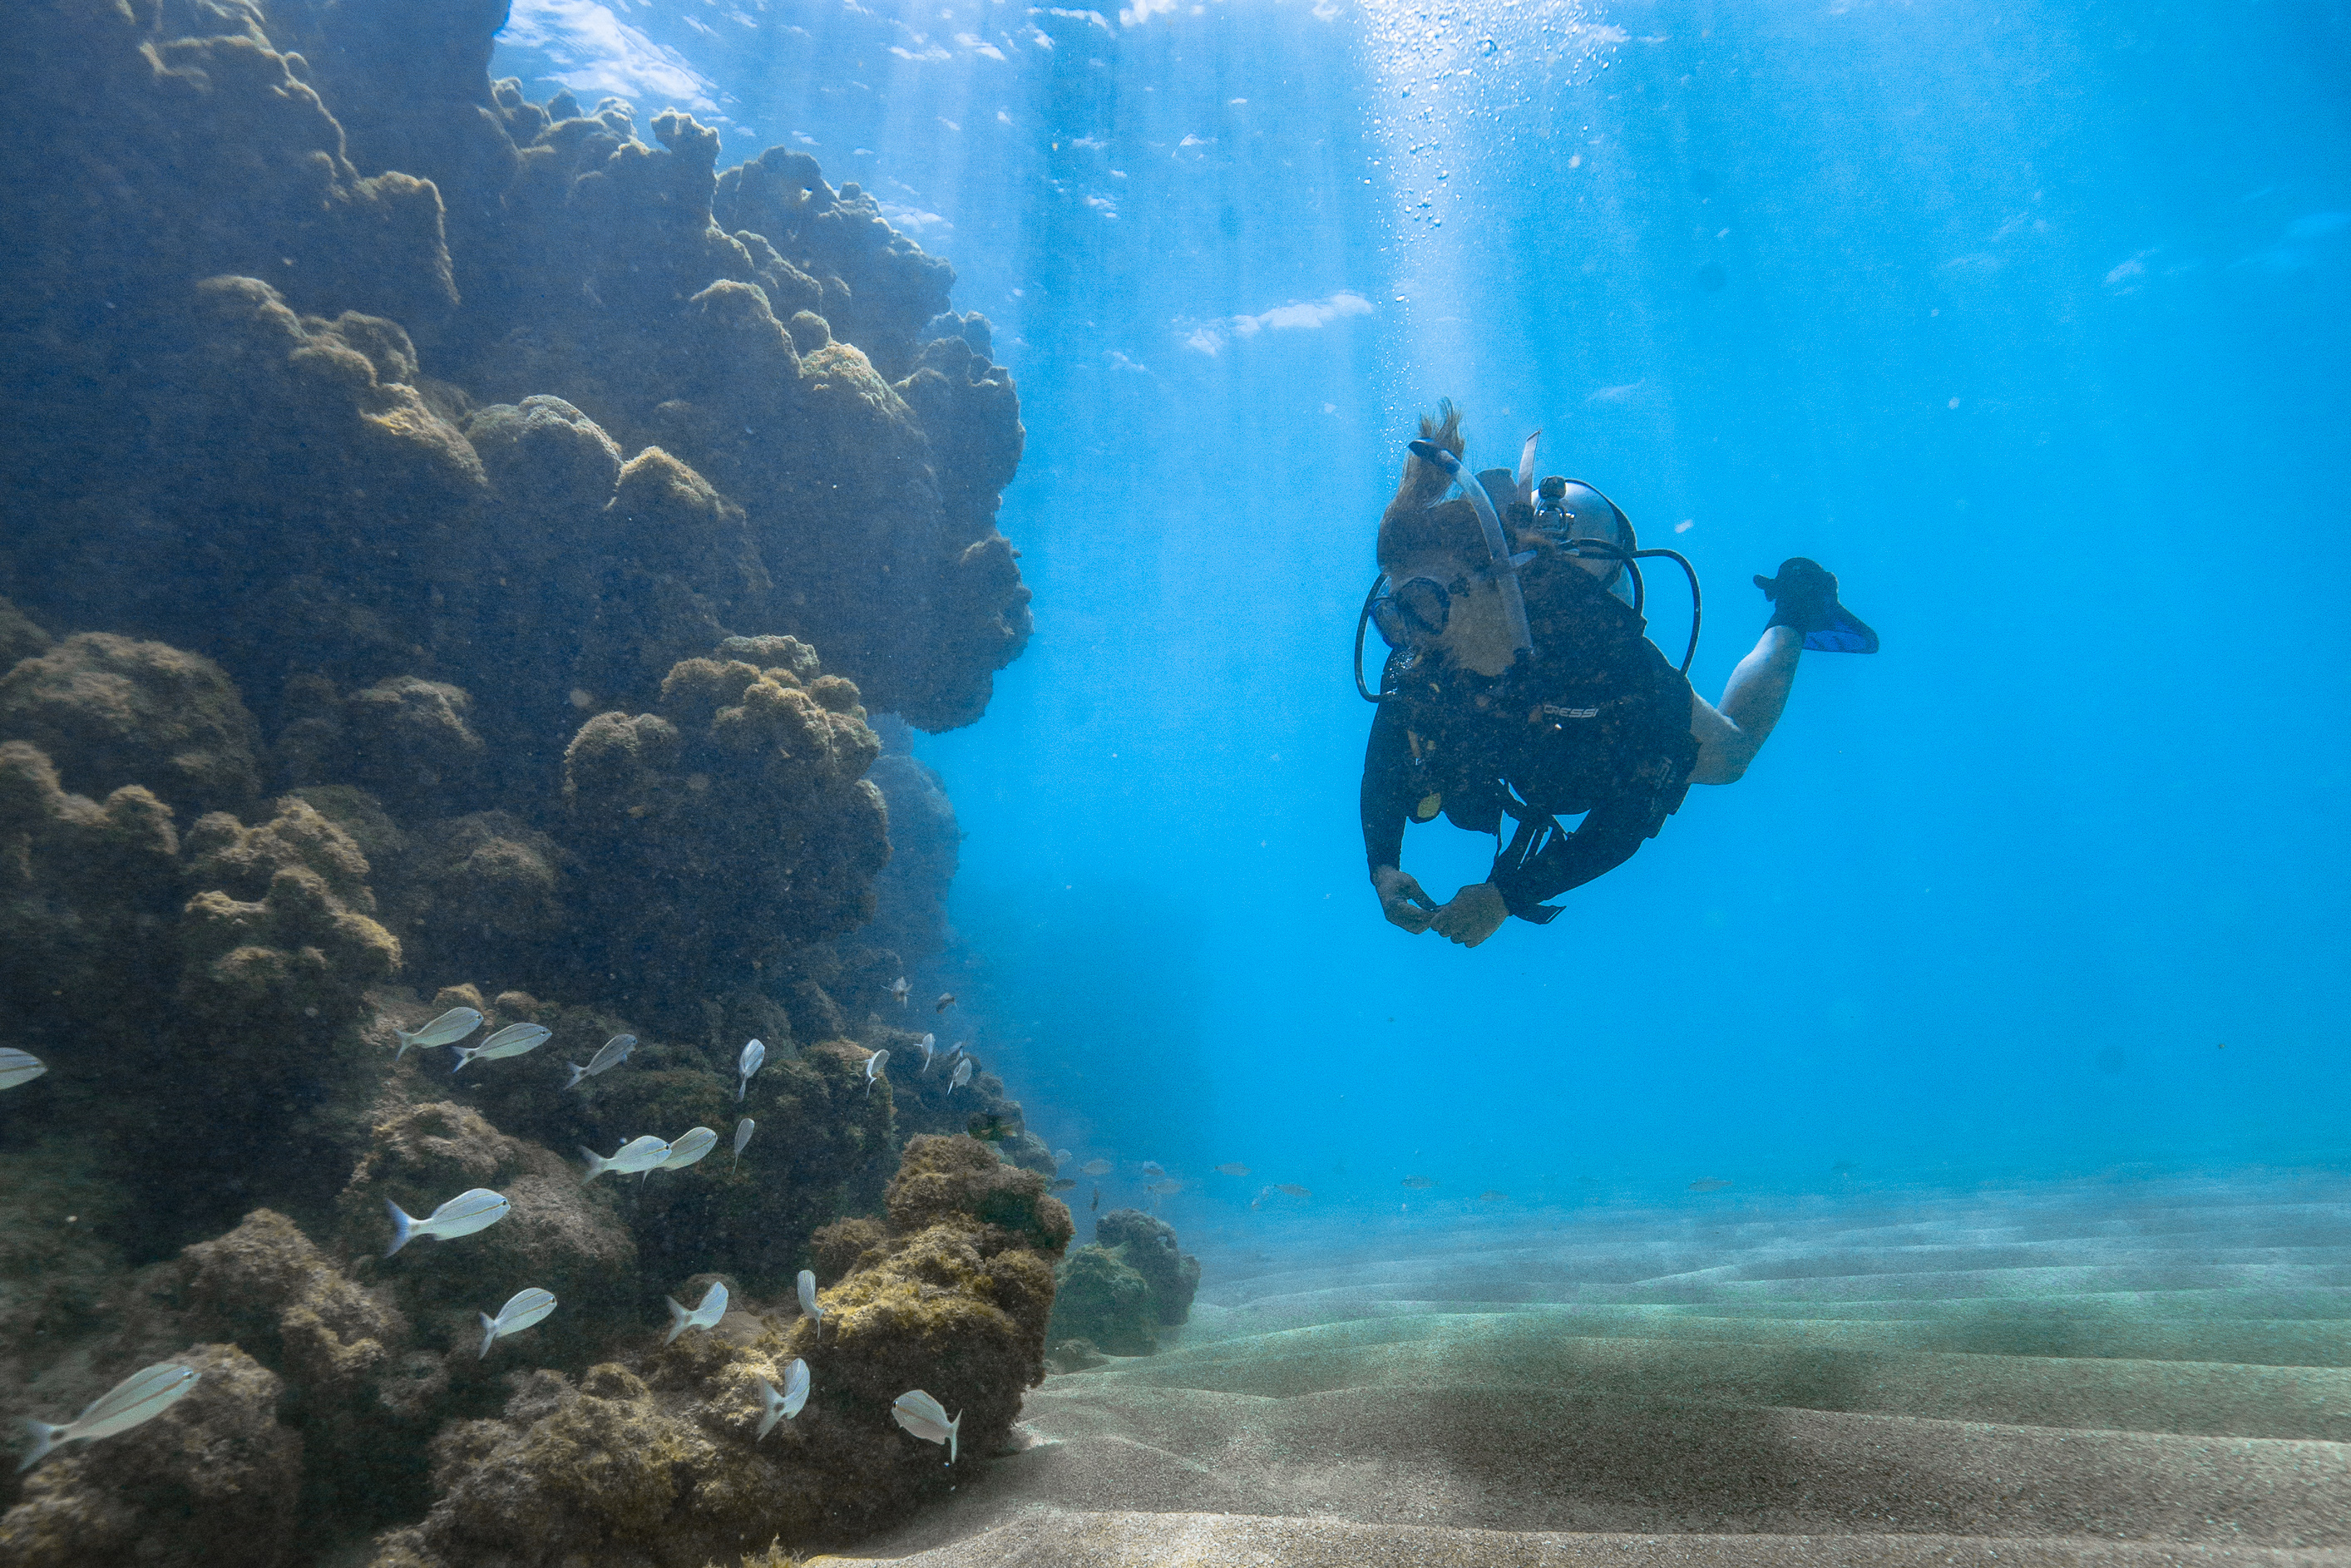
(1360, 700, 1415, 875)
(1486, 791, 1657, 921)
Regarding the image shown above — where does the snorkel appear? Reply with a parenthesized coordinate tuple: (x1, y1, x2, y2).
(1405, 438, 1534, 661)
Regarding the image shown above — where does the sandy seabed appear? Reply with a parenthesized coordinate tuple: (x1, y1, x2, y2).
(817, 1171, 2351, 1567)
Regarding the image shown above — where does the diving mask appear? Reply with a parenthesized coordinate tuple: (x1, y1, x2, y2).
(1369, 573, 1457, 648)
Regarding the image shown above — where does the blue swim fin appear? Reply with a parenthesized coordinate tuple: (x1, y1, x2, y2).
(1754, 558, 1878, 654)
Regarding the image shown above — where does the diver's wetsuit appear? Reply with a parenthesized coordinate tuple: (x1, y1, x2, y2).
(1360, 546, 1700, 924)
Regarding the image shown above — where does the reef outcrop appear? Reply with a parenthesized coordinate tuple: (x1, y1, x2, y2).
(0, 0, 1064, 1556)
(0, 1343, 304, 1568)
(1047, 1210, 1203, 1356)
(373, 1135, 1069, 1564)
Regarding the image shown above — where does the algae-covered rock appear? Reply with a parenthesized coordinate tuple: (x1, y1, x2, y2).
(335, 1102, 638, 1365)
(1046, 1245, 1157, 1356)
(180, 1209, 407, 1399)
(0, 742, 184, 1040)
(559, 639, 887, 1016)
(388, 811, 570, 989)
(177, 795, 403, 1041)
(0, 1342, 302, 1568)
(0, 634, 263, 816)
(0, 597, 52, 673)
(1094, 1208, 1202, 1327)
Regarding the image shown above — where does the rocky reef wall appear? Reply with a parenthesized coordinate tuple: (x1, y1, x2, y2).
(0, 0, 1060, 1561)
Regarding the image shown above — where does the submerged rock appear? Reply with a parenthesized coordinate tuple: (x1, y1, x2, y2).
(1047, 1210, 1202, 1354)
(0, 1343, 303, 1568)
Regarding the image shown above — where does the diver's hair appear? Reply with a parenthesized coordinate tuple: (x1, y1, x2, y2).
(1376, 398, 1485, 573)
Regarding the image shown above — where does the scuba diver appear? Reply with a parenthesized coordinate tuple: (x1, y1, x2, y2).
(1358, 400, 1878, 947)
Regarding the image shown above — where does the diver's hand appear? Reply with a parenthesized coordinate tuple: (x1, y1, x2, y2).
(1430, 883, 1508, 948)
(1373, 865, 1438, 934)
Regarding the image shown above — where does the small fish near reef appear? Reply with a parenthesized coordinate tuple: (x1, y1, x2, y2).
(892, 1389, 961, 1464)
(1080, 1158, 1113, 1177)
(892, 976, 910, 1007)
(18, 1362, 200, 1471)
(451, 1022, 551, 1074)
(478, 1287, 557, 1358)
(1141, 1161, 1167, 1179)
(758, 1358, 811, 1438)
(733, 1117, 756, 1167)
(1050, 1177, 1077, 1191)
(664, 1280, 729, 1344)
(935, 992, 957, 1013)
(1479, 1191, 1509, 1202)
(737, 1038, 767, 1101)
(947, 1058, 973, 1093)
(0, 1048, 47, 1091)
(564, 1033, 636, 1089)
(384, 1188, 511, 1257)
(798, 1269, 823, 1331)
(580, 1135, 672, 1182)
(1688, 1178, 1733, 1193)
(395, 1007, 481, 1062)
(660, 1127, 719, 1170)
(917, 1033, 937, 1070)
(968, 1112, 1013, 1143)
(1215, 1162, 1250, 1176)
(864, 1048, 890, 1096)
(1053, 1148, 1073, 1167)
(1276, 1184, 1311, 1199)
(1090, 1187, 1100, 1212)
(1401, 1175, 1437, 1190)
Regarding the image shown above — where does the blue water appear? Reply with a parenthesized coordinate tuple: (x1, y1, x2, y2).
(495, 0, 2349, 1215)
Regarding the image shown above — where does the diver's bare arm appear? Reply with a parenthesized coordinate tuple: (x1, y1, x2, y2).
(1689, 625, 1800, 786)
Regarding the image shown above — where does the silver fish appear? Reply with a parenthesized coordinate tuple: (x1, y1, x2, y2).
(737, 1038, 766, 1101)
(864, 1048, 889, 1096)
(934, 992, 956, 1013)
(918, 1032, 936, 1070)
(1079, 1158, 1112, 1177)
(1050, 1177, 1077, 1192)
(664, 1279, 728, 1344)
(661, 1127, 719, 1170)
(797, 1268, 822, 1330)
(758, 1357, 810, 1438)
(1148, 1178, 1183, 1196)
(0, 1048, 47, 1091)
(1053, 1148, 1073, 1168)
(892, 1388, 961, 1464)
(385, 1188, 511, 1256)
(18, 1362, 200, 1471)
(477, 1287, 556, 1357)
(1141, 1161, 1166, 1179)
(580, 1135, 671, 1181)
(733, 1117, 755, 1167)
(451, 1022, 551, 1074)
(395, 1007, 481, 1061)
(947, 1058, 973, 1093)
(564, 1033, 636, 1089)
(891, 976, 910, 1007)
